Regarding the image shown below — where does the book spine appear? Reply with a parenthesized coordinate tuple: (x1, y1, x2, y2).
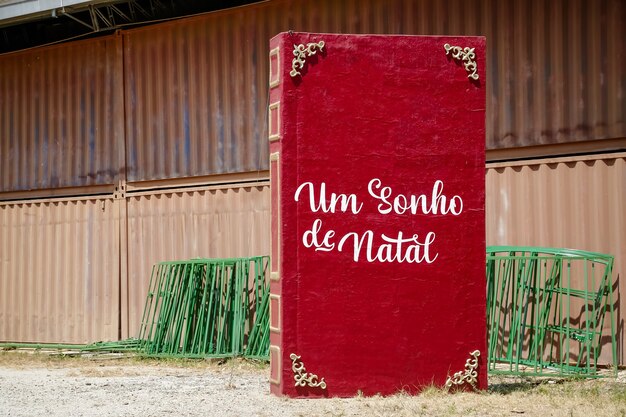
(268, 33, 284, 396)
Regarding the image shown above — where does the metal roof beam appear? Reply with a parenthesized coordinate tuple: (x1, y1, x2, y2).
(60, 9, 95, 31)
(108, 4, 131, 23)
(91, 6, 110, 29)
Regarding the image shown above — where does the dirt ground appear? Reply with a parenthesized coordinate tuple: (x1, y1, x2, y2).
(0, 351, 625, 417)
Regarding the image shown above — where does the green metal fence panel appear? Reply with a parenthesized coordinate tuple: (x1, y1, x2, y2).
(137, 256, 270, 359)
(486, 246, 617, 377)
(1, 256, 271, 360)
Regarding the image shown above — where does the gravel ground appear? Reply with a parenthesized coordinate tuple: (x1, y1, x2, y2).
(0, 353, 625, 417)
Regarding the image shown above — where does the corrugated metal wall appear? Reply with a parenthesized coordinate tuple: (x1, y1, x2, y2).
(122, 15, 270, 182)
(1, 0, 624, 353)
(121, 0, 624, 182)
(125, 184, 269, 337)
(2, 0, 623, 188)
(0, 35, 124, 192)
(0, 196, 121, 343)
(279, 0, 625, 149)
(486, 153, 626, 363)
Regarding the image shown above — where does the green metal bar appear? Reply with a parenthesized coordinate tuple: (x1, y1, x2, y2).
(0, 343, 92, 350)
(180, 263, 195, 354)
(191, 263, 211, 354)
(140, 263, 165, 349)
(537, 256, 561, 373)
(137, 264, 158, 341)
(142, 263, 168, 353)
(491, 256, 511, 368)
(155, 263, 178, 353)
(485, 257, 497, 369)
(491, 256, 510, 365)
(148, 264, 172, 353)
(530, 259, 543, 373)
(0, 339, 142, 352)
(159, 263, 186, 353)
(517, 253, 537, 363)
(173, 263, 194, 354)
(510, 255, 527, 370)
(216, 262, 230, 354)
(232, 261, 241, 354)
(207, 263, 222, 354)
(565, 260, 571, 373)
(171, 263, 192, 353)
(606, 262, 618, 376)
(204, 262, 219, 354)
(583, 260, 591, 373)
(187, 264, 205, 353)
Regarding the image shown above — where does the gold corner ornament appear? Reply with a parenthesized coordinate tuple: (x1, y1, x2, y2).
(444, 350, 480, 391)
(290, 41, 325, 78)
(290, 353, 327, 389)
(444, 43, 479, 81)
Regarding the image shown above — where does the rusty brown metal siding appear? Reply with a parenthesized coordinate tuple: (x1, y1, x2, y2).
(121, 0, 624, 183)
(0, 178, 270, 343)
(0, 35, 124, 193)
(486, 153, 626, 363)
(3, 0, 623, 187)
(122, 13, 271, 182)
(124, 183, 269, 337)
(0, 196, 120, 344)
(280, 0, 625, 149)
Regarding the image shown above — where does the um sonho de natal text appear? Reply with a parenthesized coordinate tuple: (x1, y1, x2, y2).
(293, 178, 464, 264)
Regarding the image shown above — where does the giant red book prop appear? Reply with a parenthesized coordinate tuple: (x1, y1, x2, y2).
(268, 33, 486, 397)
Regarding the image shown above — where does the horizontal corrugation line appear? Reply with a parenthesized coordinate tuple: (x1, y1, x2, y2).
(0, 35, 123, 193)
(486, 155, 626, 363)
(0, 197, 120, 344)
(125, 184, 269, 337)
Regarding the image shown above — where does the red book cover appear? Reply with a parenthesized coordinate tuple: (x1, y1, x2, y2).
(268, 32, 486, 397)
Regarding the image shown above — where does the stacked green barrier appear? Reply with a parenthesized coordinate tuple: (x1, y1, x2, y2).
(486, 246, 617, 377)
(137, 256, 270, 359)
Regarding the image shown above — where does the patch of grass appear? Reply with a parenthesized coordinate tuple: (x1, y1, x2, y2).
(419, 383, 447, 398)
(488, 375, 541, 395)
(445, 402, 458, 415)
(485, 374, 626, 414)
(0, 351, 86, 368)
(489, 381, 539, 395)
(609, 385, 626, 403)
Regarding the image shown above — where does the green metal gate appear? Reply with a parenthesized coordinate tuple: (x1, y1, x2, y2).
(486, 246, 617, 377)
(137, 256, 270, 359)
